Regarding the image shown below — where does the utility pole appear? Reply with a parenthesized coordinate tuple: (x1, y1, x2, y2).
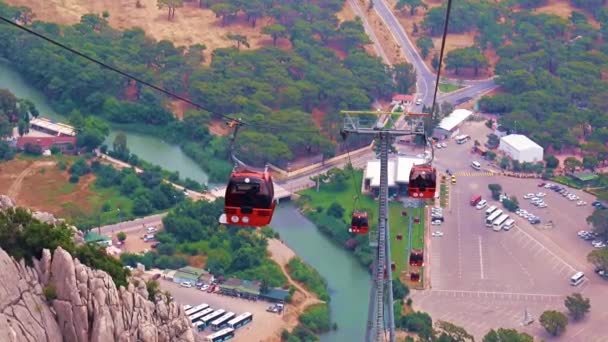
(341, 111, 426, 342)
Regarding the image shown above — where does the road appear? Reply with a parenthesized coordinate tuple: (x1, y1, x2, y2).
(97, 213, 167, 235)
(370, 0, 498, 106)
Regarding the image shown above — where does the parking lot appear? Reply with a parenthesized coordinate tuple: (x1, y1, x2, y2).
(401, 121, 608, 340)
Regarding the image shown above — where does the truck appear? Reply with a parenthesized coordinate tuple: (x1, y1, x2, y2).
(470, 195, 482, 206)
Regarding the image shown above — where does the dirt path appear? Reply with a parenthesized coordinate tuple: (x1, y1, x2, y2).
(7, 160, 56, 199)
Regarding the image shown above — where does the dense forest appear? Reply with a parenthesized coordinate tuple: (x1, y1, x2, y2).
(0, 0, 414, 179)
(417, 0, 608, 163)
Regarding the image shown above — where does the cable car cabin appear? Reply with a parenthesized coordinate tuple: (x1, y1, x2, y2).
(408, 165, 437, 199)
(391, 261, 396, 272)
(409, 250, 424, 267)
(350, 211, 369, 234)
(224, 170, 276, 226)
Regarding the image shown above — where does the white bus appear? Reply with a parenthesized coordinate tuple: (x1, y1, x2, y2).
(485, 205, 497, 217)
(570, 272, 585, 286)
(485, 210, 503, 227)
(189, 308, 214, 323)
(493, 214, 509, 231)
(183, 305, 192, 311)
(227, 312, 253, 330)
(205, 328, 235, 342)
(185, 304, 210, 317)
(503, 218, 515, 231)
(455, 134, 471, 144)
(200, 309, 226, 329)
(211, 312, 236, 331)
(471, 161, 481, 170)
(193, 321, 205, 332)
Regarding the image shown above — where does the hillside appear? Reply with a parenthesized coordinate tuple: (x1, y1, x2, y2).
(4, 0, 271, 54)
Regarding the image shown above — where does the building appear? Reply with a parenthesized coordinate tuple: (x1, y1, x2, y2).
(219, 278, 261, 300)
(498, 134, 544, 163)
(172, 266, 212, 285)
(391, 94, 413, 106)
(84, 232, 112, 247)
(259, 288, 290, 303)
(16, 136, 77, 154)
(432, 109, 473, 139)
(29, 117, 76, 137)
(363, 156, 427, 195)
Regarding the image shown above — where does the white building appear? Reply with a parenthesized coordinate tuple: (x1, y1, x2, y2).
(432, 109, 473, 139)
(363, 156, 426, 195)
(498, 134, 543, 163)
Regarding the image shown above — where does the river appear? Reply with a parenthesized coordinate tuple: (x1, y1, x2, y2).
(271, 204, 370, 341)
(0, 61, 370, 341)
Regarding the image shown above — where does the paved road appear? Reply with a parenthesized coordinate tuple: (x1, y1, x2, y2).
(97, 213, 167, 235)
(372, 0, 498, 106)
(411, 122, 608, 340)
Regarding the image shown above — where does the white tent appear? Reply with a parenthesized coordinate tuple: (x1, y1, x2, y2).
(499, 134, 543, 162)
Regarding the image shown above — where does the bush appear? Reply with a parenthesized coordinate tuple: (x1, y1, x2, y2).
(286, 257, 330, 301)
(69, 175, 80, 183)
(298, 304, 332, 333)
(43, 284, 57, 301)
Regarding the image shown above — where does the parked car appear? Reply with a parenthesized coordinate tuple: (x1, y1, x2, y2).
(524, 193, 535, 199)
(180, 281, 193, 288)
(536, 192, 546, 197)
(577, 201, 587, 206)
(538, 182, 546, 187)
(200, 284, 210, 291)
(431, 220, 442, 226)
(146, 226, 157, 233)
(432, 231, 444, 237)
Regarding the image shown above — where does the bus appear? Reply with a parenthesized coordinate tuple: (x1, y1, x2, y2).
(193, 321, 205, 333)
(570, 272, 585, 286)
(185, 304, 210, 317)
(183, 305, 192, 311)
(492, 214, 509, 231)
(485, 210, 503, 227)
(189, 308, 214, 323)
(485, 205, 497, 217)
(455, 134, 470, 144)
(205, 328, 235, 342)
(211, 312, 236, 331)
(200, 309, 226, 328)
(227, 312, 253, 330)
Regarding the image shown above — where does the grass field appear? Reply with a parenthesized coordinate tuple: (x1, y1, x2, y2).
(439, 83, 463, 93)
(299, 170, 425, 277)
(440, 183, 447, 208)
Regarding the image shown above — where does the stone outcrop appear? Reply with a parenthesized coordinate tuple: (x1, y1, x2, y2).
(0, 194, 197, 342)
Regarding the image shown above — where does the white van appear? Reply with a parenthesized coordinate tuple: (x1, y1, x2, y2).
(503, 218, 515, 230)
(471, 161, 481, 170)
(475, 199, 487, 210)
(570, 272, 585, 286)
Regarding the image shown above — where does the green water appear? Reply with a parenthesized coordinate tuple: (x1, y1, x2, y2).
(271, 204, 370, 342)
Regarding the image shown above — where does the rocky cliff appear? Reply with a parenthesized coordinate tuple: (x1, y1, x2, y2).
(0, 195, 197, 342)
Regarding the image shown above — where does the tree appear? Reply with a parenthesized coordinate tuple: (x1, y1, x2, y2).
(396, 0, 428, 15)
(564, 157, 582, 173)
(113, 132, 129, 160)
(502, 197, 519, 212)
(545, 155, 559, 169)
(392, 278, 410, 300)
(157, 0, 183, 20)
(117, 231, 127, 243)
(539, 310, 568, 336)
(327, 202, 345, 219)
(226, 33, 250, 50)
(564, 293, 590, 320)
(392, 63, 417, 94)
(416, 36, 434, 59)
(588, 249, 608, 271)
(436, 320, 474, 342)
(499, 157, 510, 170)
(586, 209, 608, 241)
(262, 24, 287, 46)
(445, 47, 488, 76)
(483, 328, 533, 342)
(489, 183, 502, 201)
(582, 156, 598, 171)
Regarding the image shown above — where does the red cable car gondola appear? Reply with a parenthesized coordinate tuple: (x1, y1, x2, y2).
(408, 165, 437, 199)
(350, 211, 369, 234)
(224, 168, 276, 227)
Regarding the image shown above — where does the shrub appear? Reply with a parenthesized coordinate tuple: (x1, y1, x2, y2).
(69, 175, 80, 183)
(43, 284, 57, 301)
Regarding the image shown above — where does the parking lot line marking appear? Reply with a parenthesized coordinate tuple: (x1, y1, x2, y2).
(430, 289, 563, 298)
(478, 235, 485, 279)
(513, 225, 577, 273)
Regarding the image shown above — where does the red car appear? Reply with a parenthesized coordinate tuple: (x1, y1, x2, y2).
(538, 182, 546, 187)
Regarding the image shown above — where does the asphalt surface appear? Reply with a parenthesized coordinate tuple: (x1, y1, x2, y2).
(372, 0, 498, 106)
(406, 122, 608, 340)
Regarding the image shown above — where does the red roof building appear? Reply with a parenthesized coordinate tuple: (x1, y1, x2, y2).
(392, 94, 414, 103)
(16, 136, 77, 154)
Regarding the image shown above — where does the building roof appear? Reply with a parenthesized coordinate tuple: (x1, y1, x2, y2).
(173, 271, 200, 282)
(260, 288, 290, 301)
(392, 94, 414, 102)
(499, 134, 543, 151)
(84, 232, 111, 243)
(30, 117, 76, 136)
(176, 266, 208, 277)
(16, 136, 77, 150)
(220, 278, 261, 295)
(395, 156, 427, 183)
(572, 172, 598, 182)
(364, 160, 396, 187)
(437, 109, 473, 132)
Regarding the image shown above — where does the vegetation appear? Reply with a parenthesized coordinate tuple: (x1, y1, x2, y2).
(0, 0, 414, 178)
(121, 199, 287, 287)
(502, 196, 519, 212)
(0, 207, 130, 287)
(587, 208, 608, 241)
(564, 292, 591, 321)
(281, 303, 332, 342)
(435, 320, 474, 342)
(146, 279, 160, 302)
(43, 284, 57, 302)
(588, 248, 608, 271)
(488, 183, 502, 201)
(286, 257, 330, 301)
(539, 310, 568, 336)
(438, 83, 462, 93)
(482, 328, 533, 342)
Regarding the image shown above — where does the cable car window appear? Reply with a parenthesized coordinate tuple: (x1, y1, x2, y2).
(226, 178, 272, 208)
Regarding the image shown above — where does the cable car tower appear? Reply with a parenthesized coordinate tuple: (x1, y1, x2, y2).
(340, 110, 429, 342)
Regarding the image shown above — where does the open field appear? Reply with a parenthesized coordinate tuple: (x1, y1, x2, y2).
(5, 0, 273, 53)
(0, 156, 133, 221)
